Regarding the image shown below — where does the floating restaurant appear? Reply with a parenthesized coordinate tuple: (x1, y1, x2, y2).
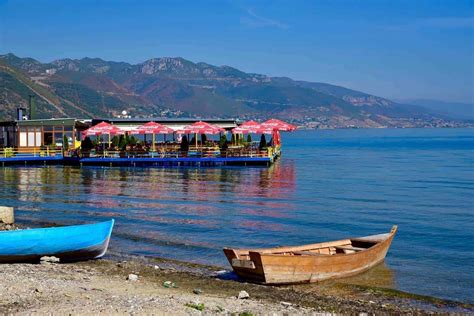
(0, 113, 296, 167)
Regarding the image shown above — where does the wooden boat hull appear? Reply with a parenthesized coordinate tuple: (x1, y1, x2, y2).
(224, 225, 397, 285)
(0, 220, 114, 263)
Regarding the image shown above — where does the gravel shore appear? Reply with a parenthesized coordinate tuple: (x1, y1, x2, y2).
(0, 254, 472, 315)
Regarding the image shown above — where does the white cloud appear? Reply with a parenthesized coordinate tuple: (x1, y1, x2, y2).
(240, 8, 289, 30)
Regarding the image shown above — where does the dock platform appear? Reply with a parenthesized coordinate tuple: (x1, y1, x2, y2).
(0, 155, 64, 166)
(1, 155, 274, 167)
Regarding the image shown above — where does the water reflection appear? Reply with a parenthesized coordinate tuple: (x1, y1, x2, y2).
(335, 263, 395, 289)
(295, 263, 395, 295)
(1, 162, 298, 261)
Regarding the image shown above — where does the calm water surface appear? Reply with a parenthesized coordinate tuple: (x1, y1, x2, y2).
(1, 128, 473, 303)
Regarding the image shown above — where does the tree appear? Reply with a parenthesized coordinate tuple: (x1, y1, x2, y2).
(259, 134, 267, 150)
(111, 135, 120, 147)
(118, 135, 127, 150)
(219, 134, 228, 150)
(128, 135, 138, 145)
(180, 135, 189, 151)
(81, 137, 93, 150)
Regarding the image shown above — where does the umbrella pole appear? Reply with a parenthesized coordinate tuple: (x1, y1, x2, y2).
(101, 135, 105, 157)
(152, 133, 155, 151)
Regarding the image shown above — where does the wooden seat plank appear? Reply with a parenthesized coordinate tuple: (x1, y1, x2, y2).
(334, 245, 366, 252)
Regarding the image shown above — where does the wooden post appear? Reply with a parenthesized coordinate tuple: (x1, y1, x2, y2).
(0, 206, 14, 224)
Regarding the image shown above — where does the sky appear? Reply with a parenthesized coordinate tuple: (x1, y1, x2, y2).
(0, 0, 473, 103)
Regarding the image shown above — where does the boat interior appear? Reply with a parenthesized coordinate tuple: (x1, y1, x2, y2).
(230, 233, 391, 260)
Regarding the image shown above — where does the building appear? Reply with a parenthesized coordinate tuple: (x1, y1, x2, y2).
(0, 117, 239, 149)
(0, 118, 89, 149)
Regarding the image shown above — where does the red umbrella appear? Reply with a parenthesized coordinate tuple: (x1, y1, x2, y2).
(240, 120, 261, 128)
(130, 121, 174, 134)
(254, 125, 282, 147)
(81, 121, 124, 148)
(261, 119, 296, 131)
(255, 126, 277, 134)
(231, 120, 262, 134)
(82, 121, 124, 138)
(177, 121, 225, 147)
(178, 121, 225, 134)
(130, 122, 174, 151)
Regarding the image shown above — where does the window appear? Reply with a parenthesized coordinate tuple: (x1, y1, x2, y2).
(20, 132, 27, 147)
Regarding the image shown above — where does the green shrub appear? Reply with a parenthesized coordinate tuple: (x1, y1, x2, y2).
(185, 302, 205, 311)
(3, 147, 14, 158)
(63, 135, 69, 151)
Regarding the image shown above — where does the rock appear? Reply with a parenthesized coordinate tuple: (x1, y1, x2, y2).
(153, 265, 160, 270)
(127, 274, 138, 281)
(40, 256, 60, 264)
(0, 206, 14, 224)
(214, 270, 227, 275)
(281, 301, 292, 307)
(193, 288, 202, 295)
(163, 281, 176, 288)
(34, 288, 42, 293)
(238, 290, 249, 299)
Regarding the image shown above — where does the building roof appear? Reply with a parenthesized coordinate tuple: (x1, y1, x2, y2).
(92, 118, 240, 130)
(0, 118, 89, 128)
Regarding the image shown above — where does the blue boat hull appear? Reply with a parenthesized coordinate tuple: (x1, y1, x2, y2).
(0, 220, 114, 263)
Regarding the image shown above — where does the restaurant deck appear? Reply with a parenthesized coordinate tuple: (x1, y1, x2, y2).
(1, 117, 292, 168)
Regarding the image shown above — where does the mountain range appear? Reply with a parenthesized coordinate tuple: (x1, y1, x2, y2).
(395, 99, 474, 121)
(0, 53, 468, 128)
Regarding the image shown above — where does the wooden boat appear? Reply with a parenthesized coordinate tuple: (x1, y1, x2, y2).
(223, 225, 397, 285)
(0, 220, 114, 263)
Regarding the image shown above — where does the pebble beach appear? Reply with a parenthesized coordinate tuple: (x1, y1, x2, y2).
(1, 254, 473, 315)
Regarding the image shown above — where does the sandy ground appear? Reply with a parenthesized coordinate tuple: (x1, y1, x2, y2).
(0, 254, 473, 315)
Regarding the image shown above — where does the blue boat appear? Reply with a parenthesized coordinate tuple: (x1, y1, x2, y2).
(0, 220, 114, 263)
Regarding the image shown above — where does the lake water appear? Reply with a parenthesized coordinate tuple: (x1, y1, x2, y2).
(1, 128, 473, 303)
